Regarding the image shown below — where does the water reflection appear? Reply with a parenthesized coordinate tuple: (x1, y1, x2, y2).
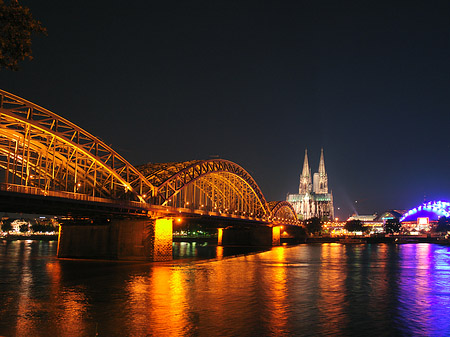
(397, 244, 450, 336)
(258, 247, 289, 335)
(5, 241, 93, 336)
(1, 241, 450, 336)
(317, 243, 346, 336)
(172, 241, 269, 260)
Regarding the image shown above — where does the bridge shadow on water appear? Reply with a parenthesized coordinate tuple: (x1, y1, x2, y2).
(172, 241, 272, 261)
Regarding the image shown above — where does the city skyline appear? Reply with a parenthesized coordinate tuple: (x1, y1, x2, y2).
(2, 1, 450, 219)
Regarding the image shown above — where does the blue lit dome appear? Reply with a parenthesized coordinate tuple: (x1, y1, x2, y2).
(400, 201, 450, 222)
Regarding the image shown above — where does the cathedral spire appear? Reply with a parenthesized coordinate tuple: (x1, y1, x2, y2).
(302, 149, 310, 177)
(315, 148, 328, 194)
(299, 149, 312, 194)
(318, 148, 326, 176)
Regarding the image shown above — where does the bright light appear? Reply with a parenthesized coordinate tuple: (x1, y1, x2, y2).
(417, 217, 429, 225)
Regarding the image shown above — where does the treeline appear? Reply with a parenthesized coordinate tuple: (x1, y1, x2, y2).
(29, 223, 59, 233)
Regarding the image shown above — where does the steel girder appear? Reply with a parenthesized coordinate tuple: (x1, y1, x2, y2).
(0, 90, 155, 201)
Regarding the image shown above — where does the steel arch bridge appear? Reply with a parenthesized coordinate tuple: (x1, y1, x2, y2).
(0, 89, 299, 225)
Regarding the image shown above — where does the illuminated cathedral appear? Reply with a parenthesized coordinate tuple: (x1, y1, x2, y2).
(286, 149, 334, 220)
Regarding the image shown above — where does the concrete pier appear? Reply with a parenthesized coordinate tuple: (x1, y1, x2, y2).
(57, 218, 173, 261)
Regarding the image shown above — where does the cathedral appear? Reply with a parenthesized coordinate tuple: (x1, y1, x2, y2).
(286, 149, 334, 221)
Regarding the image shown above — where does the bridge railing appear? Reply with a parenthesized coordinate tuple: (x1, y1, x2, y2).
(0, 183, 147, 209)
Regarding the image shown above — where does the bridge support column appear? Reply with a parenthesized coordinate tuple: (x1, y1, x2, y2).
(57, 218, 173, 261)
(272, 226, 281, 246)
(149, 218, 173, 261)
(217, 228, 223, 246)
(220, 226, 281, 246)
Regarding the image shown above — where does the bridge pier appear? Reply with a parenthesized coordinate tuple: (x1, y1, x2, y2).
(218, 225, 282, 246)
(57, 218, 173, 261)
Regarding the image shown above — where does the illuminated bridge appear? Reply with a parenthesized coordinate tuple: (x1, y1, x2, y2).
(0, 89, 300, 260)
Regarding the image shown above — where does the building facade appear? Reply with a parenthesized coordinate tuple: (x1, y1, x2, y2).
(287, 149, 334, 220)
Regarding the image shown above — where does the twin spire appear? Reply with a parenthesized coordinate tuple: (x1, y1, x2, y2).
(299, 148, 328, 194)
(318, 148, 326, 176)
(287, 147, 334, 220)
(301, 149, 310, 177)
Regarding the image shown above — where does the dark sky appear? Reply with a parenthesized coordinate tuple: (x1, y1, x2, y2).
(2, 1, 450, 219)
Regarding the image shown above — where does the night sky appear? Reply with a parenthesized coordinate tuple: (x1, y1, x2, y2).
(2, 1, 450, 219)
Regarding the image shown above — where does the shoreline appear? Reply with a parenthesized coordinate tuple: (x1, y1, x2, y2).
(2, 234, 448, 245)
(1, 234, 58, 241)
(304, 236, 450, 244)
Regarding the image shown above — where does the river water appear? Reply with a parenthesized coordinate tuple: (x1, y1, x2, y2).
(0, 241, 449, 336)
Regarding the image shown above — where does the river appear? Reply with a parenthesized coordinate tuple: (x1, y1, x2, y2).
(0, 240, 449, 336)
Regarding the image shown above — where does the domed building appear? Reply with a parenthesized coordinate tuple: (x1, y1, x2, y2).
(379, 210, 406, 222)
(400, 201, 450, 232)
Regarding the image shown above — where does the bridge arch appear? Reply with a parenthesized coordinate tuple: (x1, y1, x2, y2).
(0, 90, 154, 201)
(268, 201, 298, 222)
(136, 159, 270, 217)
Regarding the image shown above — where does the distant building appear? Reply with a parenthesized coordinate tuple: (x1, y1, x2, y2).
(346, 211, 407, 233)
(287, 149, 334, 220)
(400, 201, 450, 232)
(347, 214, 378, 222)
(378, 210, 406, 222)
(347, 213, 384, 233)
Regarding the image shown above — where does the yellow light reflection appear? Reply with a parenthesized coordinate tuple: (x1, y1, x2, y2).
(317, 244, 346, 335)
(216, 245, 223, 259)
(126, 267, 189, 336)
(265, 247, 288, 334)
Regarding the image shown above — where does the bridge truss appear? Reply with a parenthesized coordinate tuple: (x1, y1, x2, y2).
(0, 90, 154, 202)
(136, 160, 270, 218)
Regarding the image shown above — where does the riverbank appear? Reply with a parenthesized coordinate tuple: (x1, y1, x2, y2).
(173, 236, 217, 243)
(1, 234, 58, 241)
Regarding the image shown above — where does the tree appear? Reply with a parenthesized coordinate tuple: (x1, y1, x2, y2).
(0, 0, 46, 70)
(31, 221, 58, 233)
(385, 218, 401, 234)
(19, 223, 28, 233)
(1, 220, 12, 232)
(304, 217, 322, 235)
(345, 219, 365, 233)
(436, 216, 450, 233)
